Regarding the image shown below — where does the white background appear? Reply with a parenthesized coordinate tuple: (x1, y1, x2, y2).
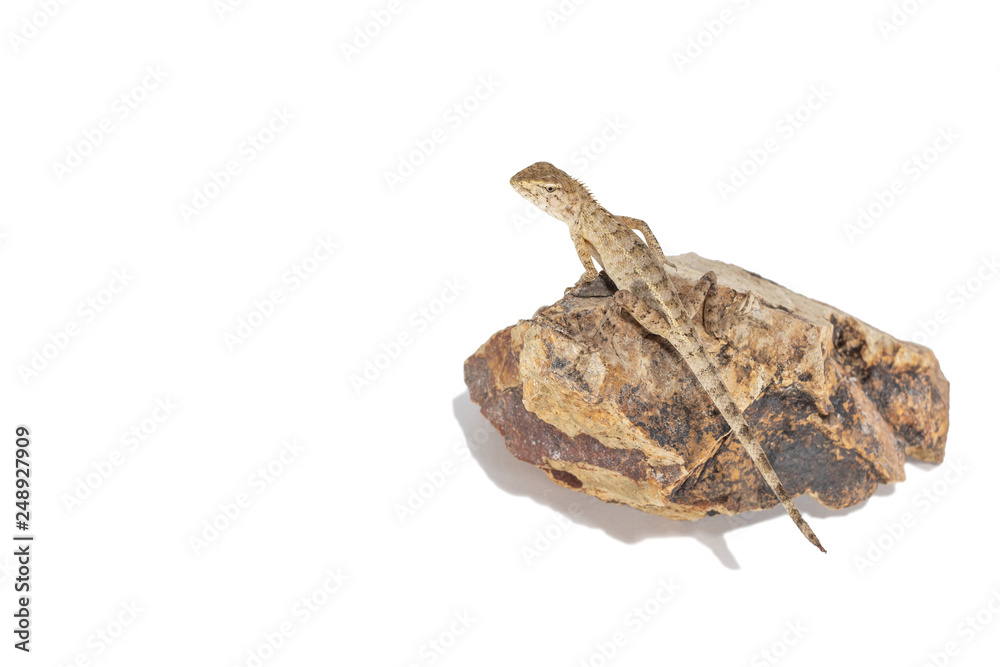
(1, 1, 998, 665)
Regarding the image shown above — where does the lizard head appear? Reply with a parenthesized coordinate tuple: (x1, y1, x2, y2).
(510, 162, 596, 224)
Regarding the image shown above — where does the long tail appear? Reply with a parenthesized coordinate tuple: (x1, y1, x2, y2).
(695, 362, 826, 553)
(616, 287, 825, 552)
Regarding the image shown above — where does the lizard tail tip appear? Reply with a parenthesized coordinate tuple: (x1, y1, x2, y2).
(803, 527, 826, 553)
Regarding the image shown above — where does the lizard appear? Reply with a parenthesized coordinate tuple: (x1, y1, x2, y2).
(509, 161, 825, 553)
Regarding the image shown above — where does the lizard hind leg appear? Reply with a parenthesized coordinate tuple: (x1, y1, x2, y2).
(597, 287, 661, 348)
(682, 271, 725, 338)
(683, 272, 763, 341)
(611, 289, 672, 335)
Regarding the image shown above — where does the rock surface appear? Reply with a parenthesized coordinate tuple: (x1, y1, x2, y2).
(464, 253, 949, 520)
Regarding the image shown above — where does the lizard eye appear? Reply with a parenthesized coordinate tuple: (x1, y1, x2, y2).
(545, 186, 555, 193)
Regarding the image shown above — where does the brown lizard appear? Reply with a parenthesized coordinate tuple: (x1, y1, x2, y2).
(510, 161, 825, 552)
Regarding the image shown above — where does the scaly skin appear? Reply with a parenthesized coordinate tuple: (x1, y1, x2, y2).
(510, 161, 825, 553)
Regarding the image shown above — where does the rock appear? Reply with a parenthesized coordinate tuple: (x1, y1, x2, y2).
(464, 253, 949, 520)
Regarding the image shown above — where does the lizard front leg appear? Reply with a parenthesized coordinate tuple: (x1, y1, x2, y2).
(618, 216, 665, 259)
(570, 231, 601, 287)
(619, 215, 678, 271)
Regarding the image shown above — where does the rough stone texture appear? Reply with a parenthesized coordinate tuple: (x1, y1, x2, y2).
(464, 253, 949, 520)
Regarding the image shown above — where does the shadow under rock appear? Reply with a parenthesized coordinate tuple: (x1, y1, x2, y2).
(454, 379, 932, 566)
(453, 392, 798, 569)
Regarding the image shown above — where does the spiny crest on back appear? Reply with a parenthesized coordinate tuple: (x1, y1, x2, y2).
(572, 176, 598, 205)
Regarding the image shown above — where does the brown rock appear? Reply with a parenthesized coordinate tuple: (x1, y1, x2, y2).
(464, 253, 949, 520)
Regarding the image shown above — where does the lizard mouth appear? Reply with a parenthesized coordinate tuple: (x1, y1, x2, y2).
(509, 178, 529, 197)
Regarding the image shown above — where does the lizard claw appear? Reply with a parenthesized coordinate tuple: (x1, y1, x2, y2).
(737, 292, 759, 315)
(565, 271, 602, 296)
